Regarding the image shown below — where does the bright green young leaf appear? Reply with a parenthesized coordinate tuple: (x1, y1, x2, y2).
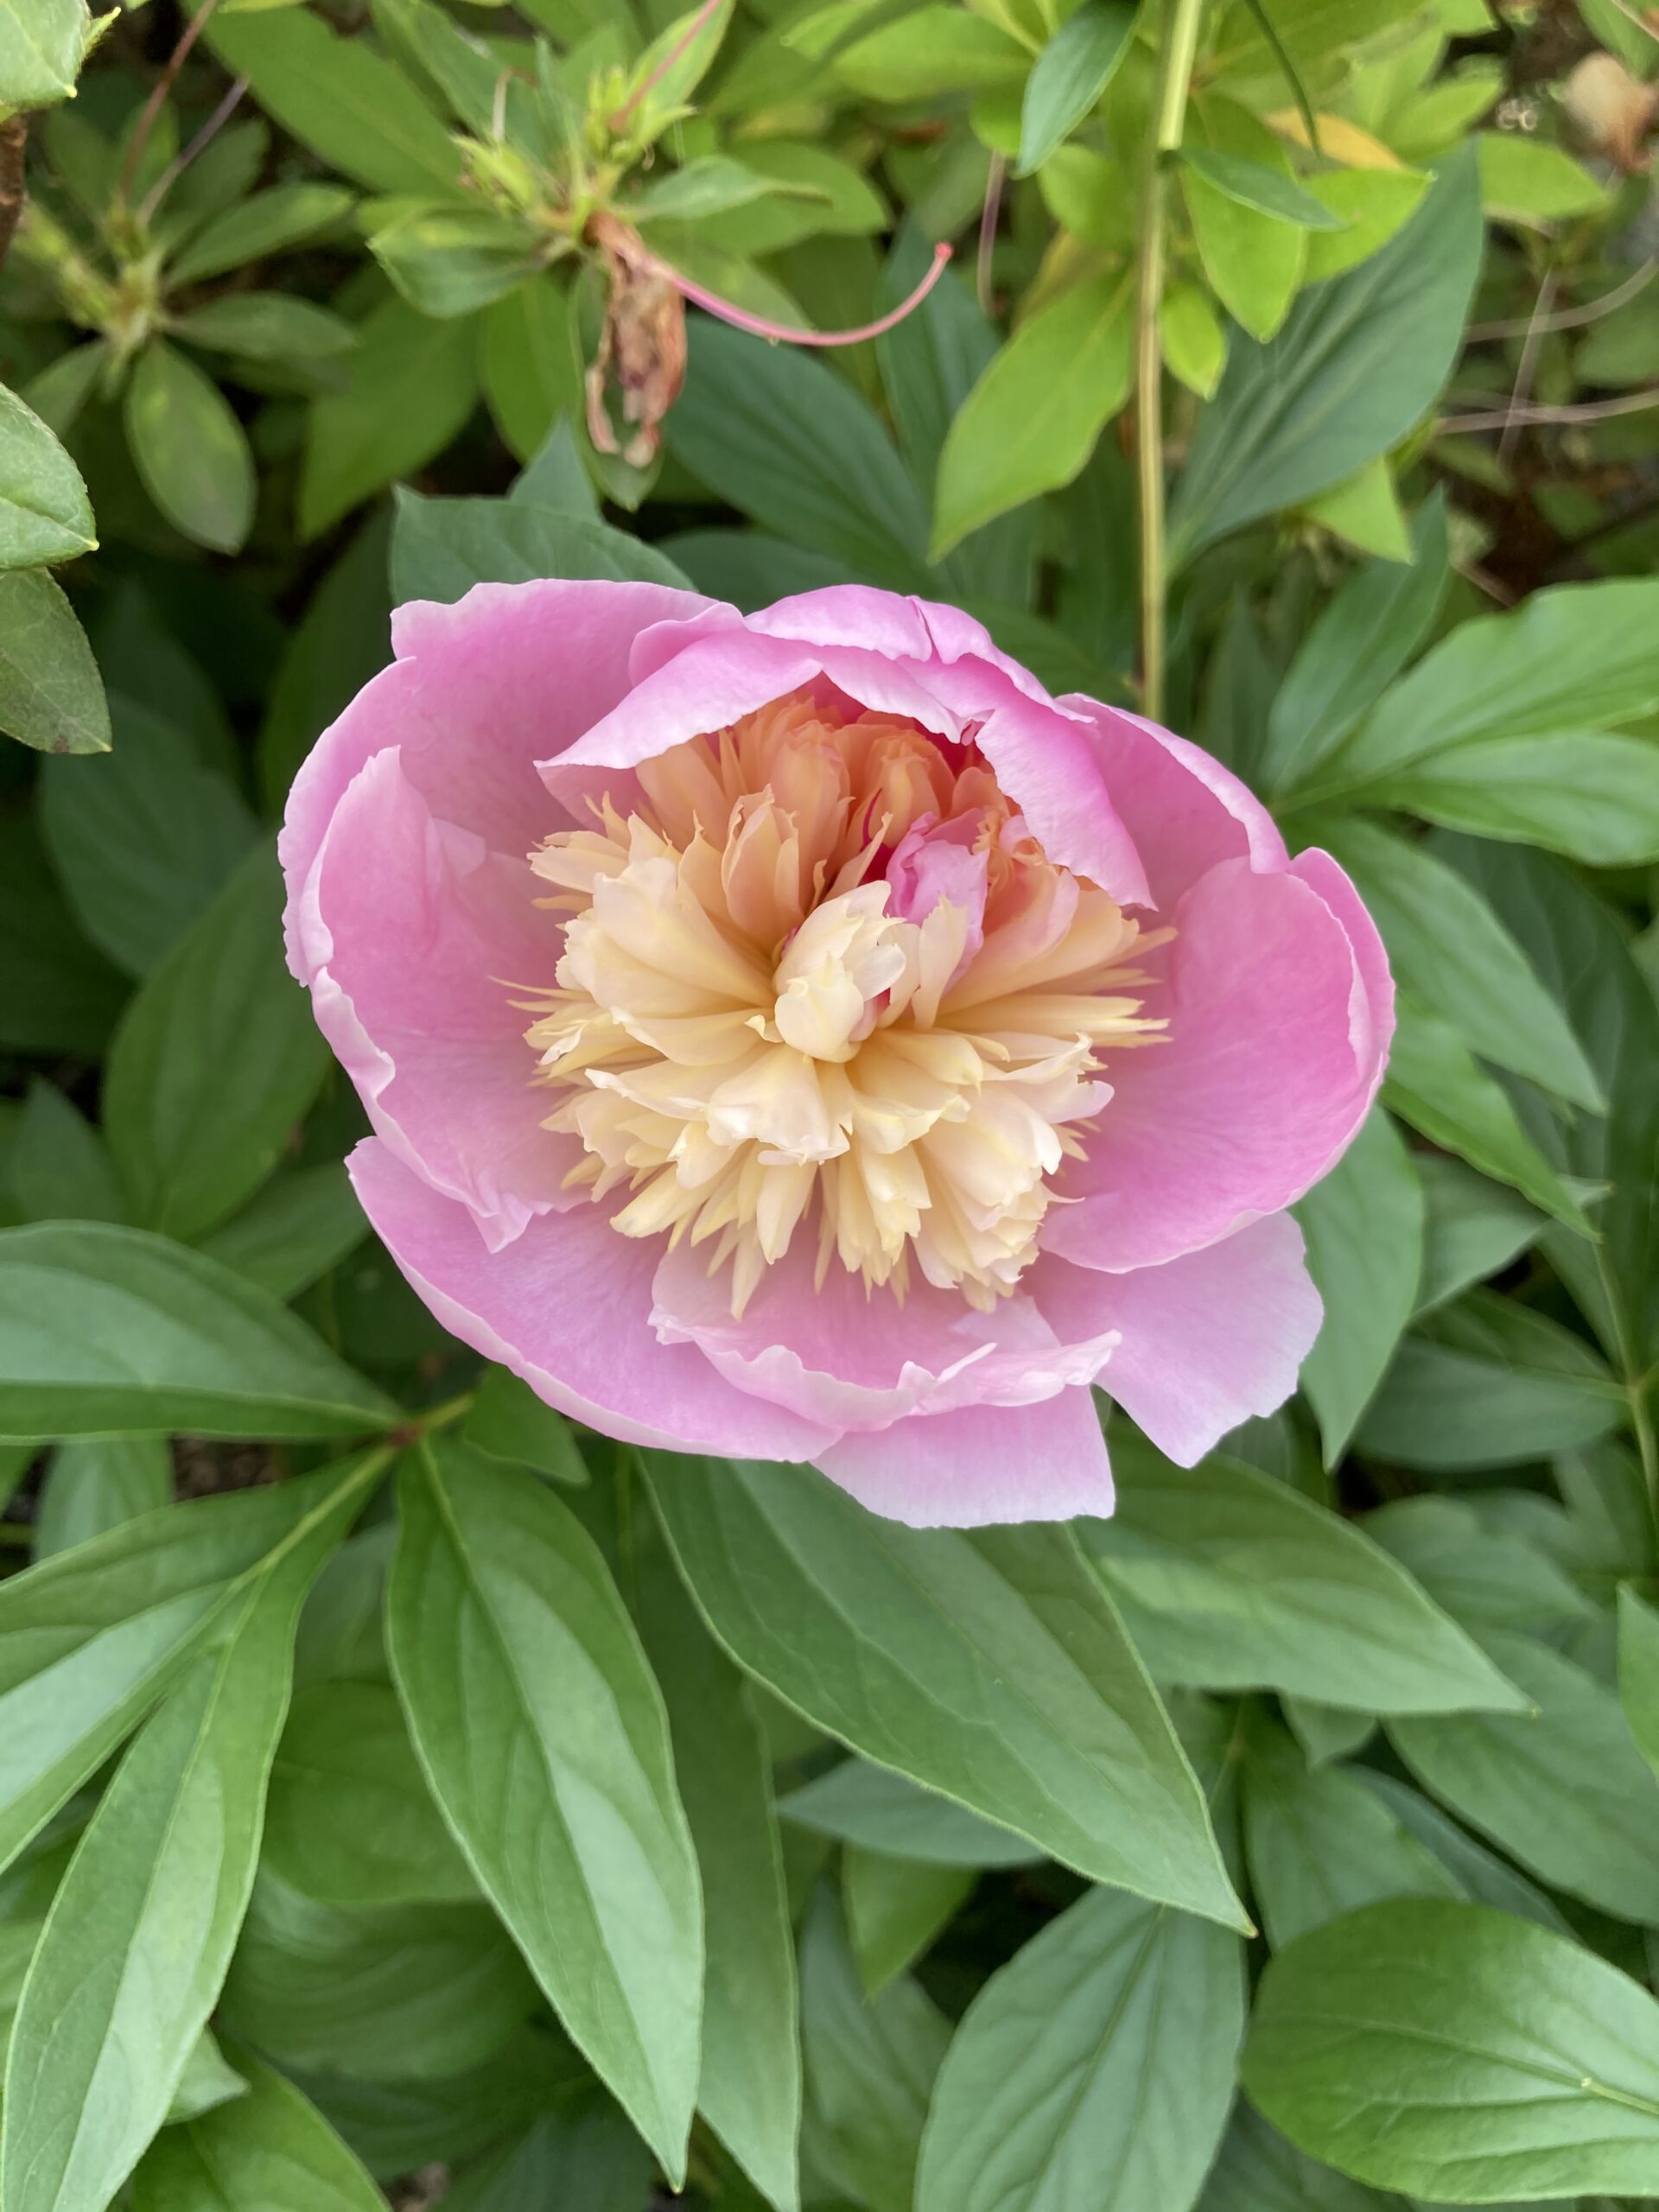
(1300, 455, 1410, 562)
(0, 1459, 384, 1878)
(34, 1434, 171, 1560)
(0, 385, 95, 569)
(1301, 164, 1429, 282)
(645, 1452, 1244, 1926)
(1326, 821, 1603, 1113)
(0, 569, 109, 755)
(124, 343, 257, 556)
(1016, 0, 1135, 175)
(369, 204, 544, 319)
(1181, 99, 1308, 343)
(207, 7, 463, 196)
(0, 1222, 395, 1440)
(915, 1885, 1244, 2212)
(1619, 1584, 1659, 1781)
(390, 486, 688, 603)
(834, 6, 1026, 100)
(1082, 1442, 1524, 1716)
(386, 1441, 703, 2181)
(1478, 130, 1607, 227)
(1243, 1900, 1659, 2202)
(462, 1365, 590, 1485)
(299, 298, 481, 541)
(199, 1166, 366, 1305)
(1295, 1108, 1424, 1465)
(780, 1758, 1040, 1869)
(1161, 281, 1228, 398)
(799, 1889, 949, 2212)
(1391, 1629, 1659, 1922)
(103, 842, 329, 1242)
(0, 0, 99, 111)
(130, 2049, 386, 2212)
(165, 183, 356, 289)
(635, 1520, 801, 2212)
(1181, 143, 1347, 229)
(0, 1471, 359, 2212)
(844, 1849, 972, 1995)
(932, 271, 1135, 556)
(1381, 993, 1592, 1233)
(1169, 145, 1481, 564)
(668, 318, 929, 587)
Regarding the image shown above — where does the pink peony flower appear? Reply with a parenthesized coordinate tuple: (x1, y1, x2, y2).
(281, 582, 1391, 1527)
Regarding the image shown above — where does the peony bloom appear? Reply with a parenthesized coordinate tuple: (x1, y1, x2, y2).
(281, 583, 1390, 1527)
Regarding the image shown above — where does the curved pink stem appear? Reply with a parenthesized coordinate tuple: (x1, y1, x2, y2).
(661, 243, 955, 346)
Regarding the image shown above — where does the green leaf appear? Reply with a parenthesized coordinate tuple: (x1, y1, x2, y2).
(635, 1517, 801, 2211)
(915, 1885, 1244, 2212)
(124, 342, 257, 555)
(932, 270, 1135, 557)
(389, 486, 688, 602)
(462, 1365, 590, 1485)
(3, 1077, 128, 1225)
(1180, 99, 1308, 345)
(1198, 2104, 1395, 2212)
(1381, 993, 1592, 1234)
(369, 204, 543, 319)
(1413, 1154, 1544, 1318)
(480, 280, 583, 466)
(39, 695, 257, 978)
(257, 510, 391, 812)
(844, 1849, 972, 1995)
(691, 143, 885, 257)
(1302, 163, 1430, 283)
(0, 816, 124, 1057)
(1390, 1629, 1659, 1922)
(799, 1889, 949, 2212)
(1082, 1443, 1525, 1716)
(130, 2049, 387, 2212)
(834, 6, 1026, 99)
(299, 298, 480, 541)
(198, 1166, 366, 1305)
(1355, 1768, 1571, 1936)
(1295, 1108, 1424, 1464)
(1169, 145, 1481, 564)
(165, 183, 356, 288)
(1478, 130, 1607, 227)
(1370, 731, 1659, 868)
(1160, 280, 1228, 399)
(0, 0, 98, 111)
(1243, 1900, 1659, 2202)
(1305, 577, 1659, 805)
(0, 385, 95, 569)
(437, 2103, 655, 2212)
(780, 1758, 1040, 1868)
(1358, 1291, 1624, 1471)
(1241, 1719, 1459, 1950)
(1180, 143, 1346, 229)
(0, 1222, 395, 1440)
(103, 842, 328, 1243)
(645, 1452, 1243, 1925)
(1300, 455, 1410, 562)
(1325, 820, 1604, 1114)
(168, 2031, 248, 2126)
(0, 569, 109, 754)
(667, 317, 929, 588)
(1618, 1584, 1659, 1781)
(1016, 0, 1135, 175)
(386, 1441, 703, 2181)
(207, 7, 462, 196)
(510, 416, 597, 518)
(369, 0, 505, 134)
(633, 155, 804, 223)
(170, 294, 359, 365)
(1363, 1497, 1597, 1637)
(34, 1435, 171, 1560)
(0, 1467, 360, 2212)
(262, 1679, 476, 1908)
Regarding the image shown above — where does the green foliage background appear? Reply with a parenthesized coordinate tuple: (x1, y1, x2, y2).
(2, 0, 1659, 2205)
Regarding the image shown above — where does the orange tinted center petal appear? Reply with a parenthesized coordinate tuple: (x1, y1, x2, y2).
(520, 690, 1166, 1319)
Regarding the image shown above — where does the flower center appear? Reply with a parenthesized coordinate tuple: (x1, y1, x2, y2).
(521, 691, 1165, 1318)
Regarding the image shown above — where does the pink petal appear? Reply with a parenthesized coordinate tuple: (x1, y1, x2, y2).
(350, 1139, 839, 1460)
(815, 1386, 1114, 1527)
(652, 1238, 1117, 1434)
(1058, 696, 1287, 911)
(293, 749, 576, 1250)
(1045, 851, 1390, 1274)
(1038, 1216, 1322, 1466)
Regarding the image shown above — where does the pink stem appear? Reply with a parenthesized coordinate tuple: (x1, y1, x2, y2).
(658, 242, 954, 346)
(610, 0, 725, 130)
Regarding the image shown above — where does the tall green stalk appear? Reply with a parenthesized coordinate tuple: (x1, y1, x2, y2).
(1135, 0, 1205, 724)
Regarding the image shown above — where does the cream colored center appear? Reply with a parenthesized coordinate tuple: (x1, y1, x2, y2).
(522, 693, 1164, 1318)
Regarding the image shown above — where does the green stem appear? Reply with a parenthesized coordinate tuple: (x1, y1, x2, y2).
(1135, 0, 1205, 725)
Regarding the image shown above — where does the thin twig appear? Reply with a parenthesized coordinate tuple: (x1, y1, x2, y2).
(1440, 385, 1659, 432)
(1467, 258, 1656, 339)
(608, 0, 723, 130)
(137, 73, 248, 228)
(976, 154, 1006, 318)
(1498, 266, 1557, 468)
(116, 0, 228, 204)
(0, 116, 27, 281)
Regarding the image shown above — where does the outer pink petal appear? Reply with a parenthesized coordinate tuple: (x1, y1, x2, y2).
(1045, 852, 1390, 1273)
(281, 577, 709, 969)
(293, 748, 577, 1249)
(1059, 696, 1287, 910)
(651, 1238, 1116, 1433)
(349, 1139, 839, 1460)
(1038, 1215, 1322, 1466)
(814, 1386, 1113, 1527)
